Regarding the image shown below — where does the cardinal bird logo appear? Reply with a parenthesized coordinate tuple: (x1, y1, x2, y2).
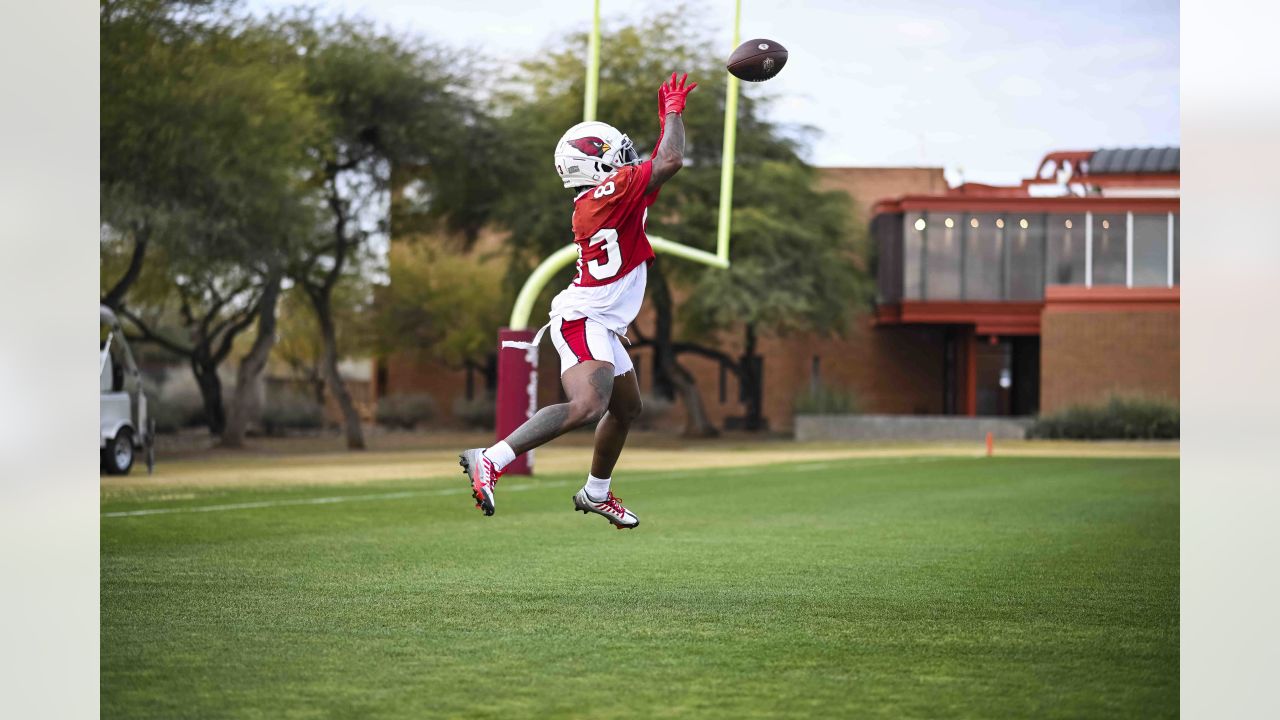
(567, 136, 610, 158)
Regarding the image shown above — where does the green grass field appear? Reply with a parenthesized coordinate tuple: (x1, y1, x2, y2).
(102, 455, 1178, 718)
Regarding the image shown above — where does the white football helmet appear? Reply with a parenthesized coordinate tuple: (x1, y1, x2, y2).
(553, 120, 642, 188)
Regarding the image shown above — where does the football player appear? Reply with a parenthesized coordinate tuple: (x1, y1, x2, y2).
(459, 72, 697, 529)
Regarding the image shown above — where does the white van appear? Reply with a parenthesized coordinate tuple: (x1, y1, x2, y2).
(100, 305, 154, 475)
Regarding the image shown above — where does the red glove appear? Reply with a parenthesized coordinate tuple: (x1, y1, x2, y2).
(653, 73, 696, 159)
(660, 72, 697, 117)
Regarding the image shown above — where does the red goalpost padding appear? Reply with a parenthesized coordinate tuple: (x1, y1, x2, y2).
(495, 328, 538, 475)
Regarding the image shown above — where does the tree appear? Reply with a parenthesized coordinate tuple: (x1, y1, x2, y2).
(273, 16, 501, 449)
(101, 0, 323, 436)
(272, 277, 377, 419)
(113, 257, 266, 435)
(375, 241, 508, 390)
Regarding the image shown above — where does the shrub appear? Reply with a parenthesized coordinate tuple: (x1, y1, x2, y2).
(793, 383, 861, 415)
(634, 393, 674, 431)
(452, 394, 495, 429)
(149, 383, 207, 434)
(1027, 396, 1179, 440)
(376, 393, 438, 429)
(261, 391, 324, 436)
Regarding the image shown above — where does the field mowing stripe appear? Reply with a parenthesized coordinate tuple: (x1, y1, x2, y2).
(101, 480, 573, 518)
(101, 456, 952, 519)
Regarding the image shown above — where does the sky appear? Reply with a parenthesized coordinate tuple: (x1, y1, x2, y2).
(246, 0, 1179, 186)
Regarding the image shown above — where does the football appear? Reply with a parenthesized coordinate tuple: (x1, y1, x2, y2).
(726, 38, 788, 82)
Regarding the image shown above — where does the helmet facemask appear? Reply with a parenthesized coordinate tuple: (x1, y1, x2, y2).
(611, 135, 641, 168)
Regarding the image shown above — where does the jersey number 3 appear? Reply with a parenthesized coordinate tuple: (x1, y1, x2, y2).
(586, 228, 622, 280)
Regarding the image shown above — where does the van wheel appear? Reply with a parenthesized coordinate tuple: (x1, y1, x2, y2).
(102, 428, 134, 476)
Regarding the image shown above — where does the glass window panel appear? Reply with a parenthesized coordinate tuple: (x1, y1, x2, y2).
(963, 213, 1004, 300)
(1047, 214, 1086, 285)
(904, 212, 924, 300)
(924, 211, 962, 299)
(1173, 214, 1179, 285)
(1132, 213, 1169, 287)
(874, 214, 904, 303)
(1091, 213, 1127, 285)
(1007, 214, 1045, 300)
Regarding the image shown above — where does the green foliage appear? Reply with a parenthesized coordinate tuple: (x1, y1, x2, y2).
(101, 0, 327, 434)
(270, 12, 500, 254)
(375, 242, 507, 366)
(375, 393, 438, 429)
(1028, 396, 1179, 440)
(793, 382, 862, 415)
(147, 381, 207, 434)
(260, 390, 324, 436)
(101, 0, 322, 270)
(277, 279, 376, 367)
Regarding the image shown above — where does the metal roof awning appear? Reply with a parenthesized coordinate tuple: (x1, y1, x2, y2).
(1089, 147, 1179, 175)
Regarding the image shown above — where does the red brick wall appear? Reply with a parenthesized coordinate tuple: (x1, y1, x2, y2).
(383, 343, 565, 428)
(617, 311, 945, 432)
(816, 167, 949, 222)
(1040, 288, 1179, 413)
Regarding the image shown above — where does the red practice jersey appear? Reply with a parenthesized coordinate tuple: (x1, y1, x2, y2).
(570, 160, 658, 287)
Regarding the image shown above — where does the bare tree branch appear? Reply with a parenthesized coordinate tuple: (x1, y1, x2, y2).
(212, 303, 262, 363)
(101, 224, 149, 310)
(118, 307, 193, 357)
(176, 284, 196, 328)
(627, 337, 745, 382)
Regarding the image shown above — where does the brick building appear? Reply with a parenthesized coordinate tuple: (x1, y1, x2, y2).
(377, 147, 1179, 430)
(867, 147, 1179, 417)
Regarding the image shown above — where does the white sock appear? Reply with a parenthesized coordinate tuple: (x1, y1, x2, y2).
(585, 473, 611, 500)
(483, 441, 516, 471)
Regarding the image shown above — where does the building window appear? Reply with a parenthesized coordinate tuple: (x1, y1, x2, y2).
(1007, 214, 1045, 300)
(1132, 213, 1170, 287)
(891, 207, 1175, 299)
(874, 213, 905, 303)
(1047, 214, 1086, 285)
(925, 212, 962, 299)
(904, 212, 925, 300)
(1091, 213, 1127, 285)
(963, 213, 1003, 300)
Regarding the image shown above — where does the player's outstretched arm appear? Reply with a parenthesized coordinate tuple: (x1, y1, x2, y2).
(647, 72, 696, 194)
(648, 113, 685, 191)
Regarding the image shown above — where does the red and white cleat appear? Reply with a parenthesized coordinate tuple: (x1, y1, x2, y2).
(573, 488, 640, 530)
(459, 448, 502, 516)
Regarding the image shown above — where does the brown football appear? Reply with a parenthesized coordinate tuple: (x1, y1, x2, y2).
(726, 38, 788, 82)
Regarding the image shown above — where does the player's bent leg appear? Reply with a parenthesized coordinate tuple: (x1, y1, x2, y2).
(458, 360, 613, 517)
(507, 360, 613, 455)
(576, 369, 642, 529)
(590, 370, 642, 479)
